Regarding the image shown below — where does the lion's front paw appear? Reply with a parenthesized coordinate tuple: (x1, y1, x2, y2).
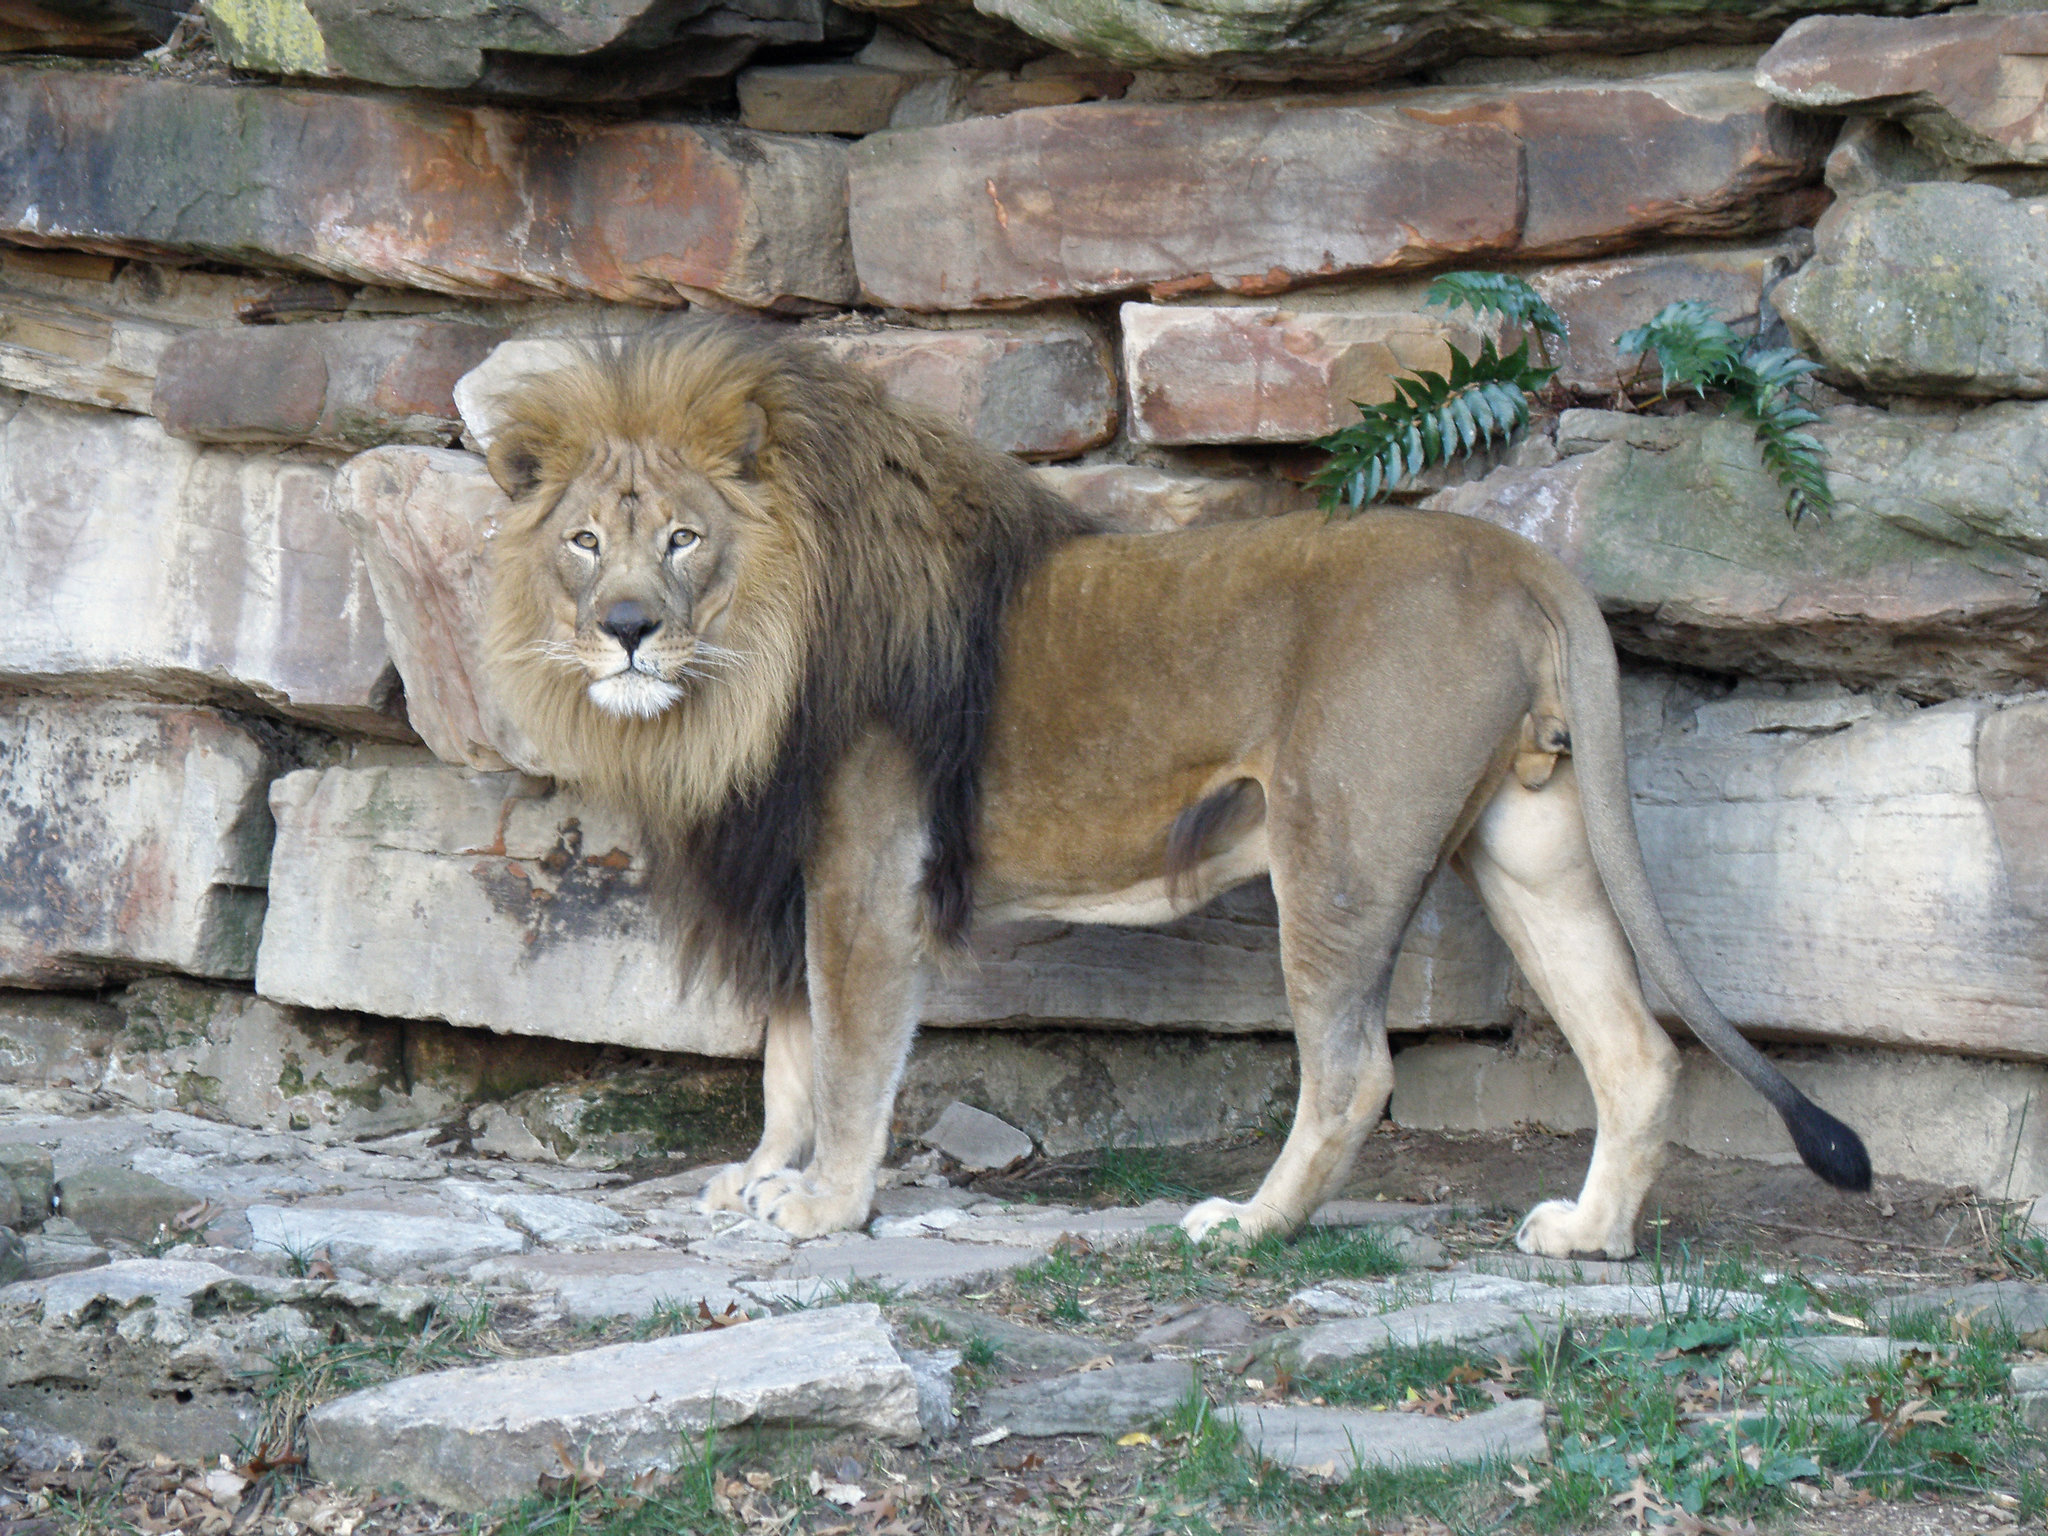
(1181, 1197, 1288, 1246)
(1514, 1198, 1635, 1260)
(698, 1163, 749, 1214)
(744, 1171, 872, 1239)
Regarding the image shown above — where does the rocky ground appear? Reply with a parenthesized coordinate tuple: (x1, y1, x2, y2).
(0, 1108, 2037, 1536)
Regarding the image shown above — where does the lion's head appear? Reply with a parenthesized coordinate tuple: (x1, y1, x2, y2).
(480, 319, 1093, 1001)
(483, 327, 810, 824)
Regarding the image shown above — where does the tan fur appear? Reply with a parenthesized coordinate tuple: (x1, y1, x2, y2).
(484, 326, 1869, 1258)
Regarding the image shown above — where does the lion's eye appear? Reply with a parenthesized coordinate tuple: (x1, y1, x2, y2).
(668, 529, 701, 553)
(570, 531, 600, 552)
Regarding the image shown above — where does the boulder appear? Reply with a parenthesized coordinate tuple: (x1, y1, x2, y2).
(1774, 184, 2048, 398)
(305, 1305, 922, 1510)
(0, 700, 275, 989)
(0, 395, 398, 732)
(1121, 302, 1490, 446)
(209, 0, 864, 98)
(849, 73, 1827, 309)
(1759, 11, 2048, 168)
(0, 67, 854, 312)
(254, 763, 766, 1057)
(154, 319, 506, 450)
(1, 0, 177, 53)
(912, 0, 1947, 81)
(1425, 406, 2048, 698)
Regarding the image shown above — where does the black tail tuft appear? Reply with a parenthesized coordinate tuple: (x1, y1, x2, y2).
(1783, 1095, 1872, 1192)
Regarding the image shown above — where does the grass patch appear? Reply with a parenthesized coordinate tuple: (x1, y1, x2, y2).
(1092, 1147, 1206, 1205)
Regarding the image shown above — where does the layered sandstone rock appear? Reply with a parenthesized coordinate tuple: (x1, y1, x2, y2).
(154, 319, 507, 450)
(0, 393, 399, 732)
(0, 699, 275, 989)
(1774, 185, 2048, 398)
(0, 67, 855, 312)
(849, 73, 1829, 309)
(1425, 406, 2048, 697)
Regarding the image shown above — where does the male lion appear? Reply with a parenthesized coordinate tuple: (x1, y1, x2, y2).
(483, 320, 1870, 1258)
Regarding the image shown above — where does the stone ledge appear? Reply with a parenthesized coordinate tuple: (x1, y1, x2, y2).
(0, 66, 854, 312)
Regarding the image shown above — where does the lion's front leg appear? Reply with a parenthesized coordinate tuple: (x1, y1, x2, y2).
(745, 734, 931, 1240)
(702, 1001, 814, 1213)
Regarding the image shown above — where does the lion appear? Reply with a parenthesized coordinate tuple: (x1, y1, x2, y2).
(482, 319, 1870, 1258)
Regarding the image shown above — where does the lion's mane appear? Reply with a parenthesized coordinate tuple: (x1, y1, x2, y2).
(484, 321, 1095, 1003)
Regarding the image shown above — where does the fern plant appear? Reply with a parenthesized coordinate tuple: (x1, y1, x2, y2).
(1309, 334, 1555, 510)
(1615, 302, 1833, 522)
(1312, 272, 1833, 523)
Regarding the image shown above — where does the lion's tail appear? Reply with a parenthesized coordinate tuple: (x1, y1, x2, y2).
(1530, 564, 1873, 1194)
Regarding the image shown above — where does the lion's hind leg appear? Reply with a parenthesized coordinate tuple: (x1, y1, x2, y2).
(700, 1001, 814, 1213)
(1460, 760, 1681, 1260)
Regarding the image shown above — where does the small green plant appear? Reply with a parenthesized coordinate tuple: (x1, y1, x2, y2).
(1314, 272, 1833, 523)
(1092, 1146, 1204, 1204)
(1616, 300, 1832, 522)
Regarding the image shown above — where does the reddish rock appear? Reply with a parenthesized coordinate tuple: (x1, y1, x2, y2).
(849, 73, 1827, 310)
(808, 322, 1116, 458)
(1030, 464, 1313, 532)
(1400, 73, 1833, 259)
(850, 100, 1523, 310)
(0, 67, 853, 312)
(1527, 238, 1810, 395)
(1759, 11, 2048, 166)
(155, 319, 507, 449)
(0, 0, 175, 54)
(1120, 302, 1489, 446)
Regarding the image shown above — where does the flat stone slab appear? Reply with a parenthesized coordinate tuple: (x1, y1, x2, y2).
(468, 1252, 747, 1323)
(0, 700, 275, 988)
(1886, 1282, 2048, 1334)
(1225, 1398, 1548, 1477)
(896, 1304, 1109, 1373)
(0, 397, 396, 733)
(0, 67, 853, 312)
(850, 73, 1825, 309)
(766, 1236, 1044, 1296)
(440, 1182, 632, 1247)
(1771, 1336, 1915, 1376)
(0, 1259, 237, 1324)
(977, 1360, 1195, 1437)
(921, 1102, 1033, 1172)
(246, 1205, 528, 1276)
(306, 1304, 921, 1511)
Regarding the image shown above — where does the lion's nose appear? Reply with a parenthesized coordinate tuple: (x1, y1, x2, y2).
(600, 600, 659, 654)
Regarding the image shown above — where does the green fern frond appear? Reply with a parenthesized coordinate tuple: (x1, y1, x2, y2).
(1425, 271, 1566, 339)
(1311, 335, 1555, 513)
(1614, 305, 1835, 522)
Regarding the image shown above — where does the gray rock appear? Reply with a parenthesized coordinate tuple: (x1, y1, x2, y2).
(1225, 1399, 1547, 1475)
(1136, 1304, 1260, 1352)
(246, 1205, 529, 1276)
(977, 1360, 1196, 1437)
(0, 701, 277, 990)
(766, 1236, 1044, 1297)
(1280, 1302, 1543, 1370)
(4, 1258, 238, 1325)
(897, 1304, 1111, 1373)
(467, 1252, 748, 1323)
(16, 1221, 109, 1281)
(54, 1168, 199, 1247)
(0, 1148, 56, 1229)
(1776, 184, 2048, 398)
(0, 398, 397, 735)
(440, 1183, 633, 1247)
(306, 1304, 922, 1511)
(922, 1102, 1034, 1172)
(1770, 1336, 1915, 1376)
(1886, 1282, 2048, 1334)
(900, 1345, 961, 1437)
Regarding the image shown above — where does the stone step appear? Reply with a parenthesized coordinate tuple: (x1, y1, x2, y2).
(849, 72, 1827, 310)
(976, 1360, 1195, 1437)
(0, 66, 854, 312)
(0, 396, 398, 732)
(1223, 1397, 1547, 1477)
(305, 1303, 923, 1511)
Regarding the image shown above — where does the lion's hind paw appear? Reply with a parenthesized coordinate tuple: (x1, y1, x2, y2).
(1181, 1197, 1284, 1246)
(1514, 1198, 1635, 1260)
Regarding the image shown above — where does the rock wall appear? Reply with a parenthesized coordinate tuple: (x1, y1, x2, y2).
(4, 3, 2047, 1182)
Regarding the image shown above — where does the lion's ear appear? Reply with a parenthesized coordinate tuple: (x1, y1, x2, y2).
(735, 402, 769, 480)
(488, 429, 546, 501)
